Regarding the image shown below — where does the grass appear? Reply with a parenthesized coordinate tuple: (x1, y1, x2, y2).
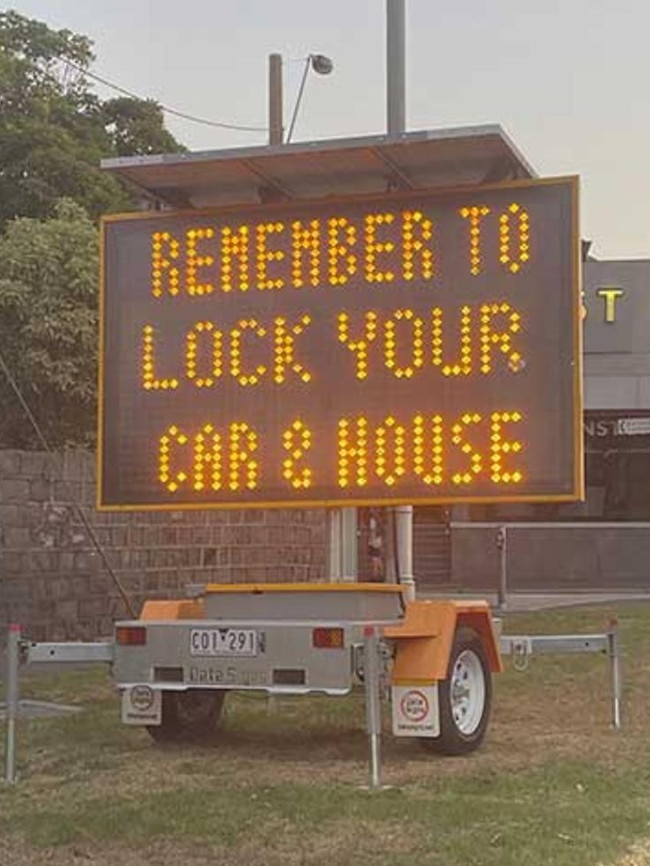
(2, 601, 650, 865)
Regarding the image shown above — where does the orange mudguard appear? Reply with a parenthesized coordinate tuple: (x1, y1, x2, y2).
(384, 599, 502, 684)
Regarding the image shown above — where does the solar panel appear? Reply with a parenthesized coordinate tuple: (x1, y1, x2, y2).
(101, 125, 536, 210)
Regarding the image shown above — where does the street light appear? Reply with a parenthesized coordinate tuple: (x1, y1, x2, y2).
(268, 53, 334, 145)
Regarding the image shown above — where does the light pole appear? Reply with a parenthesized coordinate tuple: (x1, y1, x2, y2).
(268, 53, 334, 145)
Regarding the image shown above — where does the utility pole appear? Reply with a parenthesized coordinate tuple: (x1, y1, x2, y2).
(268, 53, 283, 145)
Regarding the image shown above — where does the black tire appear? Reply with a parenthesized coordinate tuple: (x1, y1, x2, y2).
(147, 689, 226, 744)
(420, 626, 492, 756)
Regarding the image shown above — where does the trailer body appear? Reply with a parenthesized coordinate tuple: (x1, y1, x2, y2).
(113, 582, 500, 754)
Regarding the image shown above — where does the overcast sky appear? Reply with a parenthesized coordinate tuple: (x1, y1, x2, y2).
(7, 0, 650, 259)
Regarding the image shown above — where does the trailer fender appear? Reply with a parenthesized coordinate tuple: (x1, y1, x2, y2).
(384, 599, 502, 684)
(140, 599, 205, 621)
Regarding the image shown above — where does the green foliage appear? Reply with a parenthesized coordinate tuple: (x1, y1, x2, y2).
(0, 10, 185, 228)
(102, 96, 185, 157)
(0, 200, 99, 448)
(0, 11, 188, 447)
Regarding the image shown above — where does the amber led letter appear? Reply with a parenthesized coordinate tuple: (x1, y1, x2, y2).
(151, 231, 181, 297)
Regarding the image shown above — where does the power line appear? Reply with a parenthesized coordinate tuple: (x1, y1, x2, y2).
(62, 58, 268, 134)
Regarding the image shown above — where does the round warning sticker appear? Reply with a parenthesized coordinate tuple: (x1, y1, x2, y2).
(399, 689, 430, 723)
(130, 684, 155, 711)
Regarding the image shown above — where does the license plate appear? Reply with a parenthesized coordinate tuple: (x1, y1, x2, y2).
(189, 628, 258, 657)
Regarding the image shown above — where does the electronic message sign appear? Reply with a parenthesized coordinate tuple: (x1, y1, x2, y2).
(98, 177, 582, 510)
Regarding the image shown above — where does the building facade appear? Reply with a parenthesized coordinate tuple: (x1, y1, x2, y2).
(444, 258, 650, 592)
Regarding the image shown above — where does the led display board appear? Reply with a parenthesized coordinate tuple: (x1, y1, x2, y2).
(99, 177, 582, 510)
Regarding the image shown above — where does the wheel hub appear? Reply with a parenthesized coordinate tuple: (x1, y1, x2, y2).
(450, 648, 486, 735)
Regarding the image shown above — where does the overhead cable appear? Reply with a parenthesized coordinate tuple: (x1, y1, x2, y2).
(62, 58, 267, 133)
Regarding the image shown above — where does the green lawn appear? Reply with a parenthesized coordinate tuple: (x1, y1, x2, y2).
(2, 601, 650, 866)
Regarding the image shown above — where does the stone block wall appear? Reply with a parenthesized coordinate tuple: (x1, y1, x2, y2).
(0, 450, 326, 641)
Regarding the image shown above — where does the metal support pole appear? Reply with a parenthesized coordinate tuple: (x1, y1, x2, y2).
(386, 0, 406, 136)
(340, 507, 358, 580)
(497, 526, 508, 611)
(4, 624, 21, 783)
(384, 508, 396, 583)
(386, 1, 411, 599)
(608, 618, 622, 730)
(363, 626, 383, 790)
(326, 508, 342, 581)
(268, 53, 283, 145)
(326, 508, 358, 581)
(394, 505, 415, 600)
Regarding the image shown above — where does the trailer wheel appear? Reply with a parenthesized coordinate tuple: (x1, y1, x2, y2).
(421, 627, 492, 756)
(147, 689, 226, 744)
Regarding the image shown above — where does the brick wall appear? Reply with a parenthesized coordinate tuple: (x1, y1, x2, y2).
(0, 450, 326, 640)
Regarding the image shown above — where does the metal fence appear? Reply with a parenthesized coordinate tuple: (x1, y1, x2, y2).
(449, 521, 650, 603)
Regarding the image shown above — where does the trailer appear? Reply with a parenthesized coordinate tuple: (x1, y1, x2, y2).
(114, 582, 501, 755)
(9, 585, 622, 786)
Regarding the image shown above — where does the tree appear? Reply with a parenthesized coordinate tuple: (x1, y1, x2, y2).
(0, 11, 185, 228)
(0, 13, 189, 447)
(102, 96, 182, 157)
(0, 200, 99, 448)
